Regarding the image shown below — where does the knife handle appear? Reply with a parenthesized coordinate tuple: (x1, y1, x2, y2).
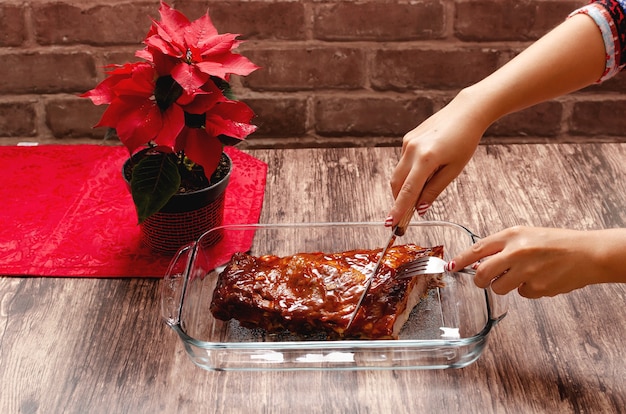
(393, 206, 416, 237)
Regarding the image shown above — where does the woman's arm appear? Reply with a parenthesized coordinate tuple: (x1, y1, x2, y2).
(448, 227, 626, 298)
(387, 13, 607, 226)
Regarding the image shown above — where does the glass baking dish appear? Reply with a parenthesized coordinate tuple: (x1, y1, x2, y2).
(161, 221, 507, 371)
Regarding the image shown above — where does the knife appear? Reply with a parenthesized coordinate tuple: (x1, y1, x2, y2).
(346, 207, 415, 330)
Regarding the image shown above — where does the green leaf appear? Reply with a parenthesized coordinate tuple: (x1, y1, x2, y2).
(130, 152, 181, 224)
(211, 76, 236, 100)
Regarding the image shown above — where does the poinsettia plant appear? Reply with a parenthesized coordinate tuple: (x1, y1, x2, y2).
(82, 1, 258, 223)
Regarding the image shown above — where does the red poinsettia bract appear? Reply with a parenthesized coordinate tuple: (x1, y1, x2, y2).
(82, 1, 259, 176)
(138, 1, 259, 94)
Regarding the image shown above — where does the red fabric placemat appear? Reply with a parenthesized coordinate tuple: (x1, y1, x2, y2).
(0, 144, 267, 277)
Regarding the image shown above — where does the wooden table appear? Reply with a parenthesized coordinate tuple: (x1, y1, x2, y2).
(2, 143, 625, 413)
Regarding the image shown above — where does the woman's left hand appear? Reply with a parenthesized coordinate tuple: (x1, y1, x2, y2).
(449, 226, 625, 298)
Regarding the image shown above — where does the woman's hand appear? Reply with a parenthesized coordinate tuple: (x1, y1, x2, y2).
(449, 226, 626, 298)
(387, 91, 487, 226)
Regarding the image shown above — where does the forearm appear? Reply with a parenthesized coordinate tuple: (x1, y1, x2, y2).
(388, 3, 615, 225)
(454, 13, 606, 132)
(587, 229, 626, 285)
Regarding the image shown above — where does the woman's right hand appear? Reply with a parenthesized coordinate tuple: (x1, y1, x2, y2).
(387, 90, 487, 226)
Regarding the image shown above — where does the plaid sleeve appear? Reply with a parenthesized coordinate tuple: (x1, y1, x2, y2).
(569, 0, 626, 82)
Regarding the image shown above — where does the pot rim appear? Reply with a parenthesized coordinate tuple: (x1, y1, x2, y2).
(122, 150, 233, 196)
(122, 150, 233, 213)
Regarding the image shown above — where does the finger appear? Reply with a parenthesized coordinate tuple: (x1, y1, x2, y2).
(473, 256, 515, 292)
(517, 280, 571, 299)
(487, 268, 522, 295)
(450, 234, 507, 275)
(414, 164, 463, 214)
(517, 283, 544, 299)
(388, 160, 432, 227)
(389, 153, 413, 200)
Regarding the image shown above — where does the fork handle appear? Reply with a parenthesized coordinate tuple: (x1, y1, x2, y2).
(455, 267, 476, 276)
(396, 266, 476, 280)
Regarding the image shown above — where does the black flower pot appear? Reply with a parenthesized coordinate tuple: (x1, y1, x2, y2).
(123, 151, 232, 254)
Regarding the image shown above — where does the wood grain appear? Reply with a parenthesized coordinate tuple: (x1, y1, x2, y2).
(1, 143, 625, 413)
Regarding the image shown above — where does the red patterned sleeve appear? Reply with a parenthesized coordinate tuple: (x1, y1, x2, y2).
(569, 0, 626, 82)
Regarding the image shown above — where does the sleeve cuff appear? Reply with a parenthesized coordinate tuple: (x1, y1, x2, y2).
(569, 3, 623, 83)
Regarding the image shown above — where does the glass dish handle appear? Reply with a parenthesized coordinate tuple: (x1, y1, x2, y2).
(487, 288, 508, 323)
(468, 232, 509, 323)
(160, 242, 197, 326)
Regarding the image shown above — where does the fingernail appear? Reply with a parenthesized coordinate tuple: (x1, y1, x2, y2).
(417, 203, 430, 216)
(444, 260, 455, 272)
(384, 216, 393, 227)
(471, 262, 480, 270)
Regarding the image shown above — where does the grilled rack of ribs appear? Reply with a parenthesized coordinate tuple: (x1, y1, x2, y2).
(209, 244, 444, 339)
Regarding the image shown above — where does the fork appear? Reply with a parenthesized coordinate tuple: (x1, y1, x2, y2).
(396, 256, 475, 279)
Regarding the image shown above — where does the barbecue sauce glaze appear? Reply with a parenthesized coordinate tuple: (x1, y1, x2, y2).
(210, 245, 444, 339)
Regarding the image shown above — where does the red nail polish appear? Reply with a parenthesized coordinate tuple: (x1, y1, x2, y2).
(417, 203, 430, 216)
(445, 260, 455, 272)
(384, 216, 393, 227)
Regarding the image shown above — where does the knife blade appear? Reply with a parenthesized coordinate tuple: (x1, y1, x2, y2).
(345, 230, 396, 330)
(346, 208, 415, 330)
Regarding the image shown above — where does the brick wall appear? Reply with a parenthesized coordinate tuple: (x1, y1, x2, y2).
(1, 0, 625, 148)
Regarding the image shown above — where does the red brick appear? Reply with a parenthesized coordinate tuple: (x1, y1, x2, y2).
(0, 52, 97, 94)
(45, 98, 106, 138)
(0, 5, 26, 47)
(581, 75, 626, 94)
(33, 3, 157, 46)
(101, 50, 142, 67)
(74, 50, 143, 87)
(314, 1, 445, 41)
(175, 1, 306, 40)
(0, 101, 37, 137)
(455, 1, 583, 41)
(245, 98, 307, 138)
(315, 97, 434, 136)
(485, 102, 563, 137)
(371, 48, 501, 90)
(243, 48, 366, 91)
(531, 1, 587, 35)
(570, 99, 626, 136)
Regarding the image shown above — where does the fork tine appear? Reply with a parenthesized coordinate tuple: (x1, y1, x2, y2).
(396, 256, 435, 279)
(399, 258, 430, 272)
